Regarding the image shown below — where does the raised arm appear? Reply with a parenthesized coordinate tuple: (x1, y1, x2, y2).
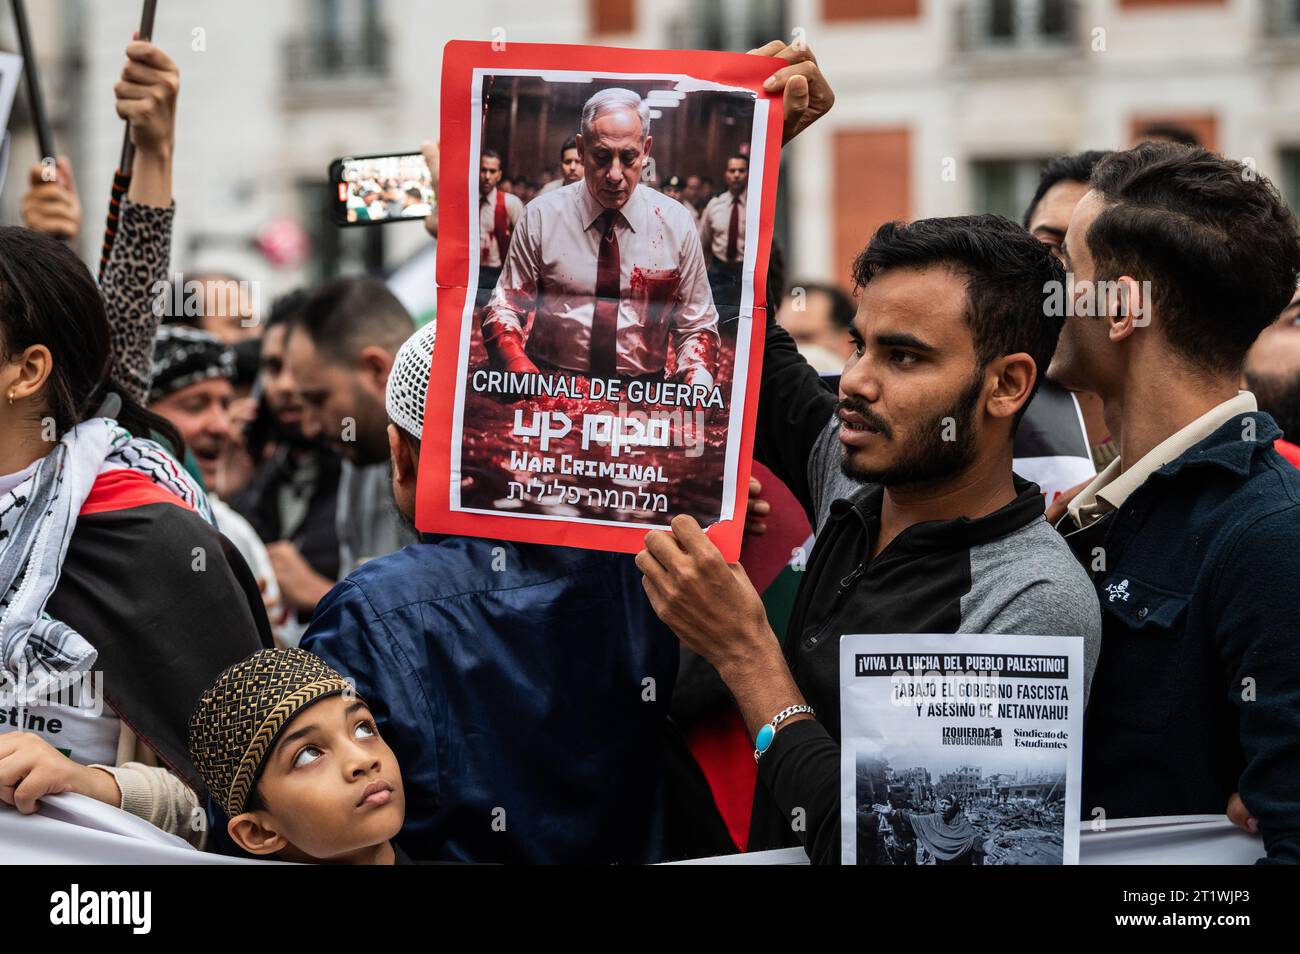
(100, 39, 180, 406)
(747, 40, 839, 515)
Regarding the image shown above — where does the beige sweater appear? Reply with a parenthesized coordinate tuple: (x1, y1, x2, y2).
(92, 723, 207, 850)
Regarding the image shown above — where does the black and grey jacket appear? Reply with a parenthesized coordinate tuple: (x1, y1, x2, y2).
(747, 318, 1101, 863)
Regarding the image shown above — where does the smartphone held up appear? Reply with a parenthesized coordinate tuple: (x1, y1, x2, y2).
(330, 151, 433, 226)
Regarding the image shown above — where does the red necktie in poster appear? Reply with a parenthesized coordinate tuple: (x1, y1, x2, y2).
(590, 209, 621, 377)
(422, 40, 784, 560)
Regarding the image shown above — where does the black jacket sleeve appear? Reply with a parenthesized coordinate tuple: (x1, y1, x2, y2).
(753, 313, 838, 518)
(755, 717, 843, 864)
(1217, 507, 1300, 864)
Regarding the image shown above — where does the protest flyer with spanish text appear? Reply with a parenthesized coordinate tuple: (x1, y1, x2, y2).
(839, 633, 1084, 865)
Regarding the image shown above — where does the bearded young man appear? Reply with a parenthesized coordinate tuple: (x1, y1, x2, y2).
(636, 214, 1101, 864)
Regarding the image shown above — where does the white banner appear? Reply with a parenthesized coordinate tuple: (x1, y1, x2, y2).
(1078, 815, 1263, 865)
(0, 793, 282, 865)
(668, 817, 1262, 864)
(4, 794, 1260, 865)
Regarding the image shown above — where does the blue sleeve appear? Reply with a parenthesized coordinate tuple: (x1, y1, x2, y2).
(1217, 506, 1300, 864)
(300, 581, 444, 825)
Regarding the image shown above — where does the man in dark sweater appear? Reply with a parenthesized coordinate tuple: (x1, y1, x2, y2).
(637, 215, 1101, 863)
(1049, 142, 1300, 863)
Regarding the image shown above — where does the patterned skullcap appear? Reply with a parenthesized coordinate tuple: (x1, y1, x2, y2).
(385, 319, 436, 439)
(188, 648, 356, 817)
(149, 324, 235, 404)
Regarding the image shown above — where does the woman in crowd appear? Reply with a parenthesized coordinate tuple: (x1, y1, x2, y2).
(0, 38, 269, 848)
(0, 226, 270, 846)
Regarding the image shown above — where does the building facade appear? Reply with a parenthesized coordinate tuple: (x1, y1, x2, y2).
(4, 1, 1296, 300)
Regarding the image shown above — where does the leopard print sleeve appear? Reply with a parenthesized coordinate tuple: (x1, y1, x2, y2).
(100, 198, 175, 406)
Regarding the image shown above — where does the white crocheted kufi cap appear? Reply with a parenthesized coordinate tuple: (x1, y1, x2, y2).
(385, 319, 436, 439)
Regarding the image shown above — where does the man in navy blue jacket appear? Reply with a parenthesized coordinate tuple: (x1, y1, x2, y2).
(1050, 142, 1300, 863)
(300, 321, 679, 863)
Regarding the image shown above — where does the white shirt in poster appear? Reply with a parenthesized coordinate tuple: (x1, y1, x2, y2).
(698, 189, 747, 263)
(481, 181, 719, 378)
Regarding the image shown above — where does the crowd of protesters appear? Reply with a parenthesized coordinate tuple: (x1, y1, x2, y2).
(0, 33, 1297, 867)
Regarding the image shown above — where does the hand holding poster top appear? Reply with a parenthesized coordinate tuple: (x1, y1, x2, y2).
(840, 633, 1084, 866)
(420, 41, 786, 560)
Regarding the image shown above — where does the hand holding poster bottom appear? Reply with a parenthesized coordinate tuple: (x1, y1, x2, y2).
(420, 41, 785, 560)
(840, 633, 1084, 866)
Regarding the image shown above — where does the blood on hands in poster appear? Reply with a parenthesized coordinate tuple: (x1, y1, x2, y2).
(419, 40, 784, 560)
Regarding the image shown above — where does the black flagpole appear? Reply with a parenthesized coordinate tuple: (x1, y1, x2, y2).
(99, 0, 158, 281)
(10, 0, 55, 162)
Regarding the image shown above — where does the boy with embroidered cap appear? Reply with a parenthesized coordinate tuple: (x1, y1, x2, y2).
(301, 320, 683, 864)
(188, 647, 407, 864)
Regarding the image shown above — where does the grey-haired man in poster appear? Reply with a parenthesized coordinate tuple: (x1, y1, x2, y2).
(480, 87, 720, 387)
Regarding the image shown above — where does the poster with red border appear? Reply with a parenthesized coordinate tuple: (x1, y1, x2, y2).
(419, 40, 784, 560)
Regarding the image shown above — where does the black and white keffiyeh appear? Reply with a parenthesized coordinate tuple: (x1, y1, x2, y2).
(0, 418, 213, 694)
